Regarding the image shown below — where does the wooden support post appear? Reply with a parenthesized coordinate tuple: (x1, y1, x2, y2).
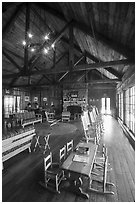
(24, 3, 30, 74)
(69, 24, 74, 71)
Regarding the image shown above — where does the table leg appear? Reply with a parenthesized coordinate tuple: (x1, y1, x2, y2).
(64, 171, 89, 199)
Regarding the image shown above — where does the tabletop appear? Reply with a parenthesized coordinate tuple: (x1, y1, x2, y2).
(62, 142, 97, 177)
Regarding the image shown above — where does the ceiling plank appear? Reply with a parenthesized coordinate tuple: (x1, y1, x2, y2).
(3, 47, 24, 60)
(73, 20, 134, 59)
(36, 3, 134, 59)
(3, 50, 22, 71)
(2, 3, 23, 39)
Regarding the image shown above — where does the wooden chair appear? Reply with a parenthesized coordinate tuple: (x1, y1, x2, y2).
(59, 145, 66, 163)
(89, 155, 115, 195)
(67, 140, 73, 155)
(40, 148, 66, 193)
(81, 114, 96, 144)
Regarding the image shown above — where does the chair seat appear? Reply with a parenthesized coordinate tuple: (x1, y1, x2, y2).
(47, 164, 62, 175)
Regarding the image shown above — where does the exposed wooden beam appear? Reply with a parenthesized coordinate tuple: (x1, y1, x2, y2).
(24, 3, 30, 73)
(9, 76, 20, 87)
(2, 3, 23, 39)
(3, 59, 133, 79)
(31, 5, 52, 33)
(36, 3, 134, 59)
(53, 47, 56, 69)
(36, 52, 68, 85)
(3, 50, 21, 71)
(69, 24, 74, 70)
(3, 47, 24, 60)
(28, 21, 72, 72)
(60, 79, 120, 84)
(84, 51, 122, 79)
(35, 67, 52, 84)
(58, 54, 84, 82)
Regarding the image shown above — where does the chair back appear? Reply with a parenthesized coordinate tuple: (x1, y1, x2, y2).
(89, 111, 96, 123)
(103, 155, 108, 192)
(44, 153, 52, 171)
(81, 114, 88, 131)
(67, 140, 73, 154)
(84, 110, 90, 126)
(60, 145, 66, 163)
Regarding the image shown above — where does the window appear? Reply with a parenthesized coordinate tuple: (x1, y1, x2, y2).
(124, 86, 135, 134)
(101, 97, 111, 114)
(118, 92, 123, 120)
(4, 95, 21, 116)
(4, 95, 14, 116)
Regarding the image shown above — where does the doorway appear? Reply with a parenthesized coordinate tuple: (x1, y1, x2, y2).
(101, 97, 111, 114)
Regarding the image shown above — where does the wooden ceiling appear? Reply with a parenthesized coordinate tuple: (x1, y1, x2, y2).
(2, 2, 135, 89)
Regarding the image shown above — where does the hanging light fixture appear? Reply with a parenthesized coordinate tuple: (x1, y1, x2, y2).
(31, 48, 35, 52)
(22, 40, 26, 46)
(28, 32, 33, 38)
(44, 47, 49, 54)
(44, 34, 49, 40)
(51, 43, 55, 49)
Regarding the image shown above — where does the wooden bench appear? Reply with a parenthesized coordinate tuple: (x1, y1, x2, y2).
(2, 126, 36, 169)
(14, 111, 42, 128)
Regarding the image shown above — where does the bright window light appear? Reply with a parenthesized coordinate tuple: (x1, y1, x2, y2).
(22, 41, 26, 46)
(28, 33, 33, 38)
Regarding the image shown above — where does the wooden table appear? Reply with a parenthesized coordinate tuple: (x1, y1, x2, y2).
(62, 142, 97, 199)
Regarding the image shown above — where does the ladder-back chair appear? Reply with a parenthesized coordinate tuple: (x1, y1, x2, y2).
(81, 114, 96, 143)
(89, 155, 115, 195)
(67, 140, 73, 155)
(40, 149, 65, 193)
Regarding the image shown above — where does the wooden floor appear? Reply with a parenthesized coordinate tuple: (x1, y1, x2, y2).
(2, 115, 135, 202)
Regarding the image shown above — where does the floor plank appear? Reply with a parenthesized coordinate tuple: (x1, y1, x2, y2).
(2, 117, 135, 202)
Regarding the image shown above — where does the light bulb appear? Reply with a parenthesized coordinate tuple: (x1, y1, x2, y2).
(22, 41, 26, 46)
(44, 48, 48, 54)
(31, 48, 35, 52)
(44, 34, 49, 40)
(51, 43, 55, 49)
(28, 33, 33, 38)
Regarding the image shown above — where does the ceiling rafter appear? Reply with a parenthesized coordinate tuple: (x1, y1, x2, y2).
(3, 59, 133, 79)
(34, 67, 52, 85)
(3, 50, 21, 71)
(24, 3, 30, 74)
(36, 3, 134, 59)
(36, 52, 68, 85)
(84, 51, 122, 79)
(62, 37, 122, 79)
(58, 54, 85, 82)
(27, 21, 72, 72)
(3, 47, 24, 60)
